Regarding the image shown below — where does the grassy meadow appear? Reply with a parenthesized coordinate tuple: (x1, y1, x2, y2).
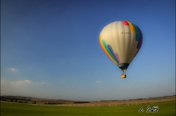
(1, 101, 175, 116)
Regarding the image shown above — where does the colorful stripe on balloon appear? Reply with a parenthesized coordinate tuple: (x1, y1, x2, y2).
(130, 24, 142, 48)
(107, 45, 119, 64)
(134, 25, 140, 41)
(99, 36, 119, 65)
(134, 26, 143, 57)
(128, 22, 136, 34)
(126, 21, 143, 56)
(137, 28, 143, 49)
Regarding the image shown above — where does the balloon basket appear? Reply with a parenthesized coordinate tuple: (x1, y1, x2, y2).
(121, 74, 126, 79)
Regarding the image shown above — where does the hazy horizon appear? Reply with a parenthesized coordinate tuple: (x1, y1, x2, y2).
(1, 0, 175, 101)
(1, 94, 175, 101)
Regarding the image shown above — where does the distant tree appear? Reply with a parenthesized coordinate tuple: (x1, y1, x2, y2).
(18, 101, 23, 103)
(32, 101, 36, 104)
(14, 99, 17, 102)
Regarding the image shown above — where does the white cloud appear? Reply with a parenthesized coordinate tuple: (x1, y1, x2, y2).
(118, 86, 137, 90)
(1, 80, 6, 85)
(1, 80, 49, 86)
(9, 68, 18, 72)
(96, 81, 102, 84)
(11, 80, 31, 85)
(35, 82, 50, 85)
(1, 79, 50, 97)
(25, 80, 31, 84)
(40, 82, 46, 84)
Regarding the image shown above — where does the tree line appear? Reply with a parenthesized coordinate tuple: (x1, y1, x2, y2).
(0, 96, 36, 104)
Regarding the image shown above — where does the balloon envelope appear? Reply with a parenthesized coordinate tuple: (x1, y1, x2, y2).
(99, 21, 142, 73)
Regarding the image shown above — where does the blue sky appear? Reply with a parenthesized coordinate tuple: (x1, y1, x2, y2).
(1, 0, 175, 101)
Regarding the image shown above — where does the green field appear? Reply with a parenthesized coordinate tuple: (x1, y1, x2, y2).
(1, 101, 175, 116)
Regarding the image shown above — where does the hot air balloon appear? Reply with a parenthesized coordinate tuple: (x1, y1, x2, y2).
(99, 21, 142, 78)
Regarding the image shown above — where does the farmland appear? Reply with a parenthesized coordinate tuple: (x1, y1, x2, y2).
(1, 96, 175, 116)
